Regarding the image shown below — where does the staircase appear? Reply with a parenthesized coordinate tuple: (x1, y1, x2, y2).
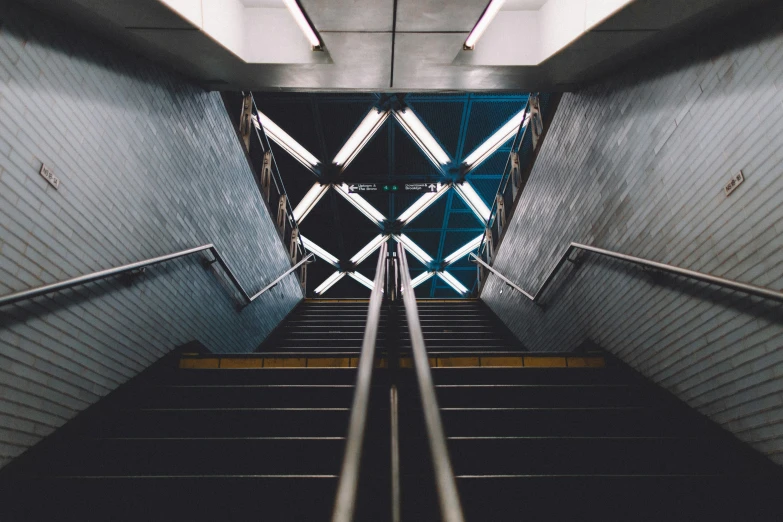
(1, 300, 782, 521)
(260, 299, 387, 355)
(399, 358, 783, 521)
(403, 300, 523, 355)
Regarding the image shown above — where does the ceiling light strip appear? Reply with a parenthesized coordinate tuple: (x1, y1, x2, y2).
(444, 234, 484, 266)
(256, 112, 321, 171)
(393, 108, 451, 168)
(350, 235, 390, 265)
(300, 235, 339, 267)
(411, 271, 435, 289)
(333, 108, 390, 170)
(437, 271, 469, 295)
(464, 0, 506, 50)
(453, 182, 491, 223)
(394, 234, 433, 265)
(396, 183, 450, 226)
(348, 272, 375, 290)
(282, 0, 322, 49)
(463, 108, 528, 172)
(292, 183, 330, 224)
(314, 271, 346, 295)
(334, 184, 387, 227)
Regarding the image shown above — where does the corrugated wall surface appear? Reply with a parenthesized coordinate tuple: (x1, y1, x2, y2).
(483, 5, 783, 465)
(0, 2, 302, 468)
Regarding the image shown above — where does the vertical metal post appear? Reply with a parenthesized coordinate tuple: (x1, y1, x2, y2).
(277, 194, 287, 236)
(261, 150, 273, 202)
(289, 228, 300, 263)
(510, 152, 521, 200)
(530, 94, 543, 149)
(484, 227, 494, 266)
(239, 94, 253, 151)
(299, 259, 307, 292)
(496, 194, 506, 238)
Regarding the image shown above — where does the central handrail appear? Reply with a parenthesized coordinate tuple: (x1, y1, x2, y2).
(331, 242, 388, 522)
(471, 242, 783, 303)
(397, 242, 466, 522)
(0, 245, 313, 308)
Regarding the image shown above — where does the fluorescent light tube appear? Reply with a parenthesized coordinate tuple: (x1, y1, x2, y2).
(396, 183, 449, 225)
(334, 183, 387, 226)
(394, 234, 433, 265)
(256, 112, 320, 170)
(437, 271, 469, 295)
(314, 271, 346, 295)
(292, 183, 330, 224)
(463, 108, 528, 172)
(348, 272, 375, 290)
(333, 108, 390, 170)
(393, 108, 451, 168)
(350, 235, 389, 265)
(282, 0, 321, 49)
(464, 0, 506, 50)
(453, 182, 491, 223)
(444, 234, 484, 265)
(300, 235, 339, 267)
(411, 271, 435, 289)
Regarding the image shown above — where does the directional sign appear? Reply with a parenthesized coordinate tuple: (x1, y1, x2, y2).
(404, 183, 441, 193)
(347, 183, 381, 193)
(346, 183, 442, 193)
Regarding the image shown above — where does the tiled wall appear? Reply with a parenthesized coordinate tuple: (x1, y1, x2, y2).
(0, 1, 302, 468)
(483, 5, 783, 465)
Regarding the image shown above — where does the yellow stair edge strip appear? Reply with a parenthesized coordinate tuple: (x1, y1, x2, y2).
(179, 356, 605, 369)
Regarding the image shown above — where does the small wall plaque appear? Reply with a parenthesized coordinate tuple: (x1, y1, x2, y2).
(39, 164, 60, 190)
(724, 170, 744, 197)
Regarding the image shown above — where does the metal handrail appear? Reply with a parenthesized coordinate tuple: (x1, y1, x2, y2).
(471, 242, 783, 303)
(331, 243, 388, 522)
(397, 243, 465, 522)
(0, 245, 314, 308)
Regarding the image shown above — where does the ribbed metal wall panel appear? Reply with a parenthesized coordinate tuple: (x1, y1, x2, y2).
(0, 2, 301, 469)
(483, 5, 783, 465)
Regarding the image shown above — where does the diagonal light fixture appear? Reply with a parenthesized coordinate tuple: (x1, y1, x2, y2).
(464, 0, 506, 50)
(463, 107, 528, 173)
(314, 271, 346, 295)
(282, 0, 322, 50)
(411, 271, 436, 289)
(394, 234, 433, 266)
(334, 183, 387, 227)
(350, 235, 390, 265)
(396, 183, 450, 226)
(255, 112, 320, 172)
(453, 182, 491, 223)
(333, 108, 390, 171)
(393, 107, 451, 169)
(348, 272, 375, 290)
(300, 235, 339, 267)
(437, 271, 469, 295)
(444, 234, 484, 266)
(293, 183, 330, 224)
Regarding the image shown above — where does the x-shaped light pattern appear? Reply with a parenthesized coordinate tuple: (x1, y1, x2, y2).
(255, 102, 529, 295)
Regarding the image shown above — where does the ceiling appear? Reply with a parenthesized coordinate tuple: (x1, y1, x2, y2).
(254, 92, 538, 298)
(17, 0, 768, 91)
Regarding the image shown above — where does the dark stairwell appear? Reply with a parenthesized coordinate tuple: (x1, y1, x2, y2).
(1, 297, 781, 521)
